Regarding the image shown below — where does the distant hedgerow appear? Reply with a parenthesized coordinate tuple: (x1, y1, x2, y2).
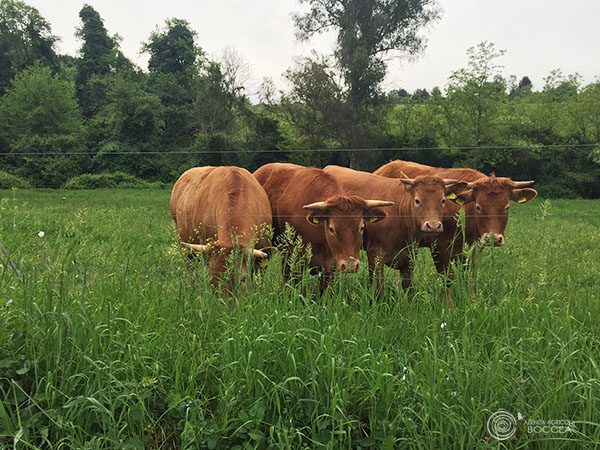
(63, 172, 165, 189)
(0, 171, 31, 189)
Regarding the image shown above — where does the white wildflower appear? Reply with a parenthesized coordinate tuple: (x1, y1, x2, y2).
(38, 231, 45, 238)
(440, 322, 447, 330)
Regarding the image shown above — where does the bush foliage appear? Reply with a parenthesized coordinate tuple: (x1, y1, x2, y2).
(0, 171, 31, 189)
(63, 172, 163, 189)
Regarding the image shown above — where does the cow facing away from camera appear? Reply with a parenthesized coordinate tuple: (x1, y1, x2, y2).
(170, 166, 272, 291)
(253, 163, 394, 290)
(374, 160, 537, 290)
(324, 165, 467, 296)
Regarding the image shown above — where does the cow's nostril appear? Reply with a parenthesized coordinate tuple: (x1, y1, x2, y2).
(348, 259, 360, 272)
(339, 262, 347, 271)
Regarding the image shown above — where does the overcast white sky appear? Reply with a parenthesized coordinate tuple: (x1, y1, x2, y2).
(26, 0, 600, 99)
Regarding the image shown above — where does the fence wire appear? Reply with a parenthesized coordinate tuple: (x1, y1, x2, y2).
(1, 211, 600, 219)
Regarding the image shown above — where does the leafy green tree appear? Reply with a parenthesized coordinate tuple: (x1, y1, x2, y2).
(279, 55, 348, 166)
(144, 19, 200, 77)
(90, 71, 166, 179)
(293, 0, 440, 166)
(0, 0, 57, 94)
(75, 4, 132, 118)
(439, 41, 508, 149)
(143, 19, 203, 151)
(581, 81, 600, 143)
(0, 63, 86, 186)
(191, 62, 240, 136)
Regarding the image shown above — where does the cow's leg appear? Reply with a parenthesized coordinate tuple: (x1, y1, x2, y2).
(367, 247, 386, 298)
(319, 272, 333, 294)
(467, 245, 484, 301)
(436, 251, 454, 306)
(397, 261, 414, 305)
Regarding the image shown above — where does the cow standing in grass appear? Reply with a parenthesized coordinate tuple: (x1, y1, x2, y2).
(323, 165, 467, 297)
(253, 163, 394, 290)
(374, 160, 537, 294)
(170, 166, 272, 291)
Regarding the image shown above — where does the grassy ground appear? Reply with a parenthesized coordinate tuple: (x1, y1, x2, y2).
(1, 188, 599, 449)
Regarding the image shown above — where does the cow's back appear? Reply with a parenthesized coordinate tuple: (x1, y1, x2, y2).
(376, 160, 486, 183)
(171, 166, 271, 247)
(254, 163, 340, 232)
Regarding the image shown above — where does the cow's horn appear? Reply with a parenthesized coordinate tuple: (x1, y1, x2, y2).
(512, 180, 535, 188)
(182, 242, 211, 252)
(303, 201, 329, 210)
(251, 249, 268, 259)
(398, 178, 414, 186)
(442, 179, 459, 185)
(365, 200, 394, 208)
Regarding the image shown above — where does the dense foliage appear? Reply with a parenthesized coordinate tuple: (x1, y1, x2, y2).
(0, 1, 598, 197)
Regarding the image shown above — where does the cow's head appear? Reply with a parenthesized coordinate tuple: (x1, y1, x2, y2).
(303, 196, 394, 273)
(399, 175, 469, 235)
(182, 242, 269, 287)
(453, 175, 537, 246)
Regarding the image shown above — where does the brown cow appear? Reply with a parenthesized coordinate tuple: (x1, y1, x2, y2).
(323, 165, 467, 295)
(374, 160, 537, 291)
(253, 163, 394, 289)
(170, 166, 272, 290)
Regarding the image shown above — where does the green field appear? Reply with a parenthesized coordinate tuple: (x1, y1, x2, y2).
(1, 188, 599, 449)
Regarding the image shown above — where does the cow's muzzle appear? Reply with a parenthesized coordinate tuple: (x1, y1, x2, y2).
(421, 220, 443, 234)
(338, 256, 360, 273)
(480, 233, 505, 247)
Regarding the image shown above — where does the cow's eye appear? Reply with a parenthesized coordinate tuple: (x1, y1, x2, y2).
(441, 198, 446, 205)
(359, 223, 365, 233)
(504, 204, 510, 213)
(476, 204, 482, 213)
(414, 198, 421, 206)
(328, 225, 336, 235)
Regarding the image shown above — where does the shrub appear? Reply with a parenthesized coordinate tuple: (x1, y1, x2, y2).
(0, 171, 31, 189)
(63, 172, 164, 189)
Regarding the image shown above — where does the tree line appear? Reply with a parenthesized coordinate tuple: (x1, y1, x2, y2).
(0, 0, 599, 197)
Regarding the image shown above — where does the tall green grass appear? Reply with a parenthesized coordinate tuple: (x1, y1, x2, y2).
(1, 189, 599, 449)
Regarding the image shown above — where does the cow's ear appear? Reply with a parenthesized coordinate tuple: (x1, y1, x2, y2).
(306, 211, 325, 226)
(511, 188, 537, 204)
(364, 207, 388, 224)
(449, 189, 474, 206)
(445, 181, 468, 196)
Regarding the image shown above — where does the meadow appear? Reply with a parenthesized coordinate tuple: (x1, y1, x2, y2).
(1, 188, 599, 449)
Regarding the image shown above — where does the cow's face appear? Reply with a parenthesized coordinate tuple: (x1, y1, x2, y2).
(183, 243, 268, 290)
(453, 176, 537, 246)
(401, 176, 468, 235)
(304, 196, 393, 273)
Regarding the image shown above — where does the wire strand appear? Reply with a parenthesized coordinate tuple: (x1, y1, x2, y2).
(2, 212, 599, 218)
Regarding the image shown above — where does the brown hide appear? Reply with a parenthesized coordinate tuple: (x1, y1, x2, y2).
(324, 165, 467, 291)
(170, 166, 272, 286)
(375, 160, 537, 274)
(253, 163, 392, 276)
